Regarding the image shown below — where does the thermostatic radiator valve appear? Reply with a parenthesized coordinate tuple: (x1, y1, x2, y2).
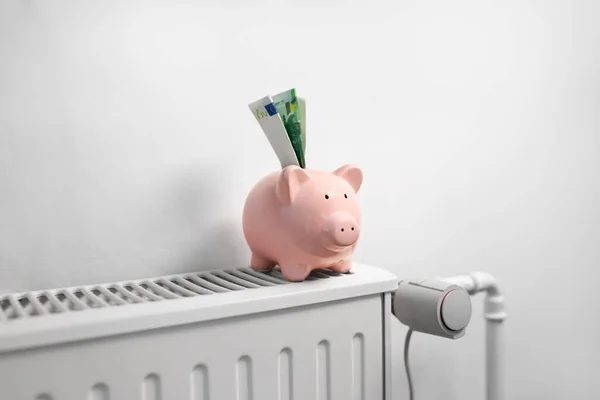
(392, 278, 473, 339)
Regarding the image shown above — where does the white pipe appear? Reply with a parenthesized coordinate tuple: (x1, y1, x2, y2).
(486, 316, 504, 400)
(441, 272, 507, 400)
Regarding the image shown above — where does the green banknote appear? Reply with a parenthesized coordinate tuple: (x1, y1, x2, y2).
(272, 88, 306, 168)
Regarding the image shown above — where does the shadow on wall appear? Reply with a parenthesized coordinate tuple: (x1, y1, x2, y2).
(148, 163, 250, 276)
(0, 162, 252, 293)
(187, 219, 250, 272)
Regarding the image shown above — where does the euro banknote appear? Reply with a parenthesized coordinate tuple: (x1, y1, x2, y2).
(248, 95, 300, 168)
(297, 96, 306, 156)
(272, 88, 306, 168)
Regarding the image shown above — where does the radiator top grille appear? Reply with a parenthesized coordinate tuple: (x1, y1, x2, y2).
(0, 268, 351, 323)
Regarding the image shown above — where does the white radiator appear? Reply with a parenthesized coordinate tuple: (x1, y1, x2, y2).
(0, 263, 398, 400)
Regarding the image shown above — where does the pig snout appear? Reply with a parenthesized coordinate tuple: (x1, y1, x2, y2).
(324, 212, 360, 248)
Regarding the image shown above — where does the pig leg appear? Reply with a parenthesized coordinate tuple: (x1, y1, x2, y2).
(329, 259, 352, 273)
(280, 263, 311, 281)
(250, 253, 276, 271)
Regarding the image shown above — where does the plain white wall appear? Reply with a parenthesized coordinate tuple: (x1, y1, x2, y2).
(1, 0, 599, 398)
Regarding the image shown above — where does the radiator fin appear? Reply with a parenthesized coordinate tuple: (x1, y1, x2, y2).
(89, 383, 109, 400)
(352, 333, 365, 400)
(143, 281, 180, 299)
(237, 355, 253, 400)
(186, 276, 229, 293)
(110, 285, 144, 304)
(201, 273, 246, 291)
(191, 364, 209, 400)
(142, 373, 161, 400)
(0, 268, 351, 323)
(317, 340, 332, 400)
(93, 287, 126, 306)
(278, 348, 293, 400)
(125, 283, 163, 302)
(172, 277, 214, 295)
(76, 288, 108, 308)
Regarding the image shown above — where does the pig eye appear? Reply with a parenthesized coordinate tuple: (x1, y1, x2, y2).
(325, 194, 329, 200)
(344, 194, 348, 198)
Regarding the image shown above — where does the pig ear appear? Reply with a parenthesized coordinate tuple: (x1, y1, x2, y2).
(333, 164, 363, 193)
(276, 165, 311, 204)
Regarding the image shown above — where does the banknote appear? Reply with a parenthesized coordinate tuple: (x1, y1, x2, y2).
(297, 97, 306, 156)
(248, 95, 300, 168)
(272, 88, 306, 168)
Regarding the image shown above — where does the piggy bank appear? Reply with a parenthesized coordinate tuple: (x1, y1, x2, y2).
(242, 164, 363, 281)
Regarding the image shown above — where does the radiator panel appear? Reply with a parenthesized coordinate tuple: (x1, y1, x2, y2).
(0, 294, 384, 400)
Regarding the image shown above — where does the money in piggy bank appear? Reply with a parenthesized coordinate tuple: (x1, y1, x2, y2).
(242, 164, 363, 281)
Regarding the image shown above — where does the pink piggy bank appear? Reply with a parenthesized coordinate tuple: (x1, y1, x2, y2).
(242, 164, 363, 281)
